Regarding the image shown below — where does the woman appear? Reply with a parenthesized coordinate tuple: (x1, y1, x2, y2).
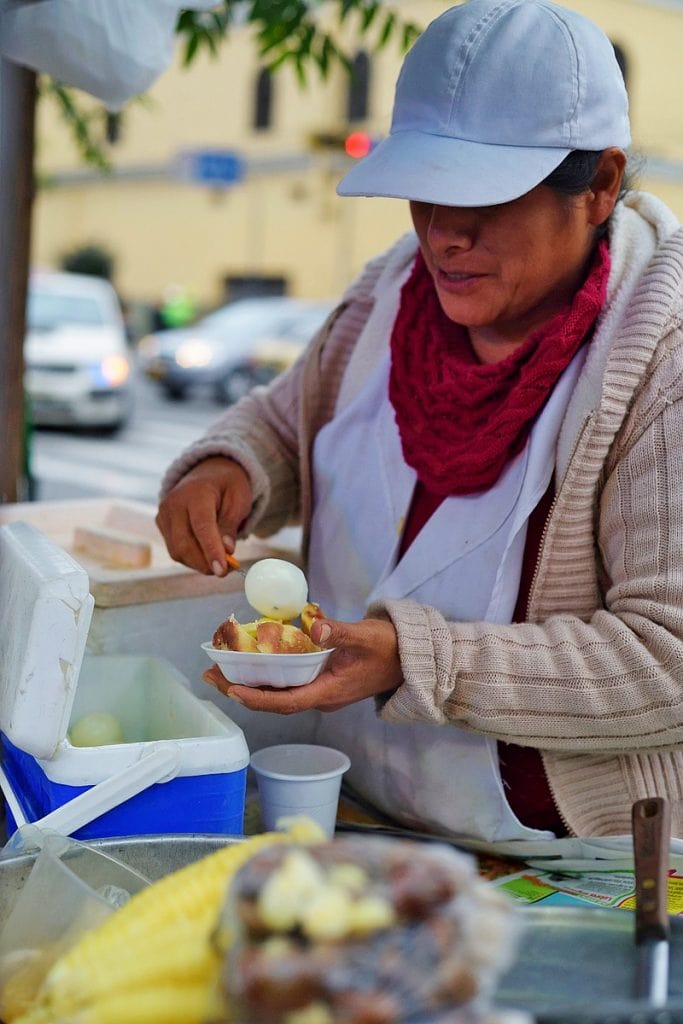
(156, 0, 683, 844)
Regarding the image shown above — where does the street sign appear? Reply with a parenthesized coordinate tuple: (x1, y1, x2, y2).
(176, 148, 245, 186)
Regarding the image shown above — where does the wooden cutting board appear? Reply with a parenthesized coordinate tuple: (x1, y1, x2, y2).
(0, 498, 301, 608)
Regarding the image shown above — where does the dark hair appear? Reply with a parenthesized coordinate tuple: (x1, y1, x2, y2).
(542, 149, 638, 237)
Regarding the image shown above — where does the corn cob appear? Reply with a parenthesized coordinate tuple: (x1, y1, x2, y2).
(52, 918, 220, 1004)
(5, 1007, 54, 1024)
(67, 982, 226, 1024)
(10, 828, 303, 1024)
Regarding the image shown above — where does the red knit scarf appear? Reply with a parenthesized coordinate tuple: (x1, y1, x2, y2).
(389, 241, 610, 496)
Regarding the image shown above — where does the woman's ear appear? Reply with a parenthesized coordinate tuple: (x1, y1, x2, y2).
(587, 147, 628, 226)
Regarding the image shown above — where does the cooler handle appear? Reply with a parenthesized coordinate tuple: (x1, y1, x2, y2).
(28, 745, 182, 838)
(0, 764, 28, 829)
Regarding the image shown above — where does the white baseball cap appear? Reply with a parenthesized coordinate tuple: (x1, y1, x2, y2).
(337, 0, 630, 207)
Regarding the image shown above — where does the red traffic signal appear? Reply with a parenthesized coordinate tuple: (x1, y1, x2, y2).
(344, 131, 377, 159)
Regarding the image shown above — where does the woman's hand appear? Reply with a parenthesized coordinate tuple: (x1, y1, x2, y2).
(156, 456, 253, 575)
(202, 616, 403, 713)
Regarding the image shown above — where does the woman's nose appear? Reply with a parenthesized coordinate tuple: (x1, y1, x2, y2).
(426, 204, 476, 252)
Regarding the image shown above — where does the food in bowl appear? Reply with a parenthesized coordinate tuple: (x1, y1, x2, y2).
(243, 558, 309, 621)
(212, 594, 326, 657)
(202, 601, 333, 687)
(213, 613, 321, 655)
(203, 552, 333, 687)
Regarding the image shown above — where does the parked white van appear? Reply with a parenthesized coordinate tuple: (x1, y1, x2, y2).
(25, 271, 132, 431)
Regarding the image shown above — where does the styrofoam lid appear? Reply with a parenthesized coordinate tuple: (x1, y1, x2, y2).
(0, 521, 94, 759)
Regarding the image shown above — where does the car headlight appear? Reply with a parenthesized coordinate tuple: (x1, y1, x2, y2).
(174, 338, 214, 368)
(91, 355, 130, 388)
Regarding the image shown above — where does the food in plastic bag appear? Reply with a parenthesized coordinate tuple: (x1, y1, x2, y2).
(214, 835, 520, 1024)
(0, 0, 197, 110)
(6, 821, 323, 1024)
(0, 831, 149, 1022)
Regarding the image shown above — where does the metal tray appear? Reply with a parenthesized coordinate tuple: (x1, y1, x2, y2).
(0, 833, 241, 925)
(494, 905, 683, 1023)
(4, 839, 683, 1023)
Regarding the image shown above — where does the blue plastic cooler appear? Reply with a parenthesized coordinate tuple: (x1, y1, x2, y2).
(0, 522, 250, 840)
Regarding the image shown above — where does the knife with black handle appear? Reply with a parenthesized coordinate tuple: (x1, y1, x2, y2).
(632, 796, 671, 1007)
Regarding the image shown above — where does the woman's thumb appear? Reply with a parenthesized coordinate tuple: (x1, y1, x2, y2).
(310, 617, 335, 648)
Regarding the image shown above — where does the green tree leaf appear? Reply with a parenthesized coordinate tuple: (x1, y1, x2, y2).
(45, 1, 424, 171)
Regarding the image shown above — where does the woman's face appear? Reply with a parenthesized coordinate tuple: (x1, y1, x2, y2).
(409, 160, 621, 362)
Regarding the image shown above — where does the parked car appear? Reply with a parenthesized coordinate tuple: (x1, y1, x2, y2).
(25, 270, 132, 431)
(216, 301, 334, 404)
(137, 296, 333, 403)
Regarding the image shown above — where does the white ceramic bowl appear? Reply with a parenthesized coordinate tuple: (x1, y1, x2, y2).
(200, 642, 334, 688)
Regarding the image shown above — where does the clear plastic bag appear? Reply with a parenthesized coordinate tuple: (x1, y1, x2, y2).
(0, 828, 149, 1021)
(0, 0, 205, 109)
(213, 835, 521, 1024)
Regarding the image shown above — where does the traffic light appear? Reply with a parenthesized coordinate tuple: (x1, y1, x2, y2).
(308, 130, 381, 158)
(344, 131, 376, 159)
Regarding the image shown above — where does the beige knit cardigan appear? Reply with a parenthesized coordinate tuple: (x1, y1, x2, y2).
(162, 192, 683, 837)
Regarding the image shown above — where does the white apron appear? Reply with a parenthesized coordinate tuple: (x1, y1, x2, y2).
(308, 349, 586, 843)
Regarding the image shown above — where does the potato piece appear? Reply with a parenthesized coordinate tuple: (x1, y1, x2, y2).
(213, 616, 259, 652)
(256, 621, 320, 654)
(300, 602, 326, 638)
(242, 617, 281, 637)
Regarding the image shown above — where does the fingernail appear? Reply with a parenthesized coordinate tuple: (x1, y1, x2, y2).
(226, 691, 244, 705)
(211, 559, 225, 576)
(222, 534, 235, 549)
(317, 622, 332, 644)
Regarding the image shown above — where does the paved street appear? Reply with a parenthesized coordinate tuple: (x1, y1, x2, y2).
(30, 370, 219, 504)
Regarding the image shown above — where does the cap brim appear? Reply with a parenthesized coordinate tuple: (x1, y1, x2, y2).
(336, 130, 571, 207)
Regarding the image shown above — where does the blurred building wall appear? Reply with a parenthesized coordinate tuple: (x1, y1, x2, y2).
(29, 0, 683, 311)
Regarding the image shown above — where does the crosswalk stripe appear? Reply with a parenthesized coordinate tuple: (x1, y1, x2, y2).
(30, 379, 222, 502)
(32, 452, 161, 500)
(35, 436, 186, 475)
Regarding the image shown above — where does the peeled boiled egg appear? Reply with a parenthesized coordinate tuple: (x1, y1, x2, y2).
(69, 711, 124, 747)
(244, 558, 308, 621)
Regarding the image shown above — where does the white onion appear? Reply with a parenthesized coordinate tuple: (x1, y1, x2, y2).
(69, 711, 124, 747)
(244, 558, 308, 620)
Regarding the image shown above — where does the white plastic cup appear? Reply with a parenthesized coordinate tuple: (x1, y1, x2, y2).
(250, 744, 351, 838)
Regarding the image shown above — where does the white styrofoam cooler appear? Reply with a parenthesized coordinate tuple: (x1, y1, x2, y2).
(0, 521, 250, 840)
(0, 499, 320, 754)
